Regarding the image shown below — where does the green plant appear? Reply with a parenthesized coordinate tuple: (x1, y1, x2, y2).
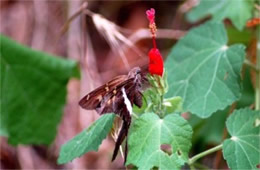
(0, 35, 79, 145)
(1, 1, 259, 169)
(58, 3, 259, 169)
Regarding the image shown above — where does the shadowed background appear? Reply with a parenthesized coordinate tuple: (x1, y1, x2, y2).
(0, 0, 204, 169)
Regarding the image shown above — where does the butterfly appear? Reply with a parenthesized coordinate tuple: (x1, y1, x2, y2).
(79, 66, 148, 163)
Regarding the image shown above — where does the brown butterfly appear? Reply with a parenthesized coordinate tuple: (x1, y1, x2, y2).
(79, 66, 148, 163)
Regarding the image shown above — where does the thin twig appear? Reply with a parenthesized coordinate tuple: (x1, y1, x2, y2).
(128, 28, 187, 44)
(255, 4, 260, 11)
(59, 2, 88, 38)
(244, 58, 259, 73)
(31, 1, 48, 50)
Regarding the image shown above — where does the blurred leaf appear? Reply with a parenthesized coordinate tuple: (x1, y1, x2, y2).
(223, 108, 260, 169)
(187, 0, 254, 31)
(227, 27, 252, 45)
(163, 96, 183, 114)
(165, 22, 245, 118)
(126, 113, 193, 169)
(58, 114, 115, 164)
(197, 107, 228, 144)
(0, 35, 79, 145)
(237, 67, 255, 108)
(187, 107, 228, 154)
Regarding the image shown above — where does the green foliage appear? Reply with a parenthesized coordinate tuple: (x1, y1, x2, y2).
(237, 68, 255, 108)
(58, 114, 115, 164)
(166, 22, 245, 118)
(134, 92, 182, 115)
(226, 27, 252, 45)
(223, 108, 260, 169)
(52, 5, 258, 169)
(0, 2, 258, 168)
(163, 96, 182, 114)
(134, 72, 182, 115)
(191, 107, 228, 145)
(126, 113, 193, 169)
(187, 0, 254, 31)
(0, 35, 79, 145)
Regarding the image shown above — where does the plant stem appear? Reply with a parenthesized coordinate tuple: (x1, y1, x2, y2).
(190, 165, 196, 170)
(256, 26, 260, 110)
(132, 112, 139, 119)
(244, 59, 259, 73)
(193, 162, 210, 170)
(188, 144, 223, 165)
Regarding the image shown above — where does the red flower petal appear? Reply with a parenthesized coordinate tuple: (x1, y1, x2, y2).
(148, 48, 164, 76)
(146, 8, 155, 24)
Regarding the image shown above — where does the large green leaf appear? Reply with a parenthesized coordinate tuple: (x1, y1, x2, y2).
(187, 0, 254, 31)
(126, 113, 193, 169)
(223, 108, 260, 169)
(165, 22, 245, 118)
(58, 114, 115, 164)
(0, 35, 79, 145)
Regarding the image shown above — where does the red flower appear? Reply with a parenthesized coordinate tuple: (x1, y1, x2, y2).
(146, 8, 155, 24)
(148, 48, 164, 76)
(146, 8, 164, 77)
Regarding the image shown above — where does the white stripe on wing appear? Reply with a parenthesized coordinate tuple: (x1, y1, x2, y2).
(122, 87, 132, 115)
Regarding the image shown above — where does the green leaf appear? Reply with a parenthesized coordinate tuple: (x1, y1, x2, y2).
(187, 0, 254, 31)
(227, 26, 252, 45)
(58, 113, 115, 164)
(0, 35, 79, 144)
(126, 113, 193, 169)
(237, 67, 255, 108)
(163, 96, 183, 114)
(165, 22, 245, 118)
(223, 108, 260, 169)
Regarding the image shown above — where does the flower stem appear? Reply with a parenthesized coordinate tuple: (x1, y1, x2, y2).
(152, 36, 157, 49)
(188, 144, 223, 165)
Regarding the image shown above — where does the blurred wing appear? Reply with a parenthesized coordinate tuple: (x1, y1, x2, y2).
(96, 78, 137, 116)
(95, 78, 135, 115)
(79, 75, 128, 110)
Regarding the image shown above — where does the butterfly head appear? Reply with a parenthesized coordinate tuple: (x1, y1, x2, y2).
(127, 67, 141, 79)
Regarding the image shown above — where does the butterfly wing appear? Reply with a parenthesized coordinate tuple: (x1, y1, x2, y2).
(79, 65, 148, 111)
(79, 75, 128, 110)
(95, 78, 135, 115)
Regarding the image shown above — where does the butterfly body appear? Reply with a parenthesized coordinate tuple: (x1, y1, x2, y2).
(79, 66, 148, 162)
